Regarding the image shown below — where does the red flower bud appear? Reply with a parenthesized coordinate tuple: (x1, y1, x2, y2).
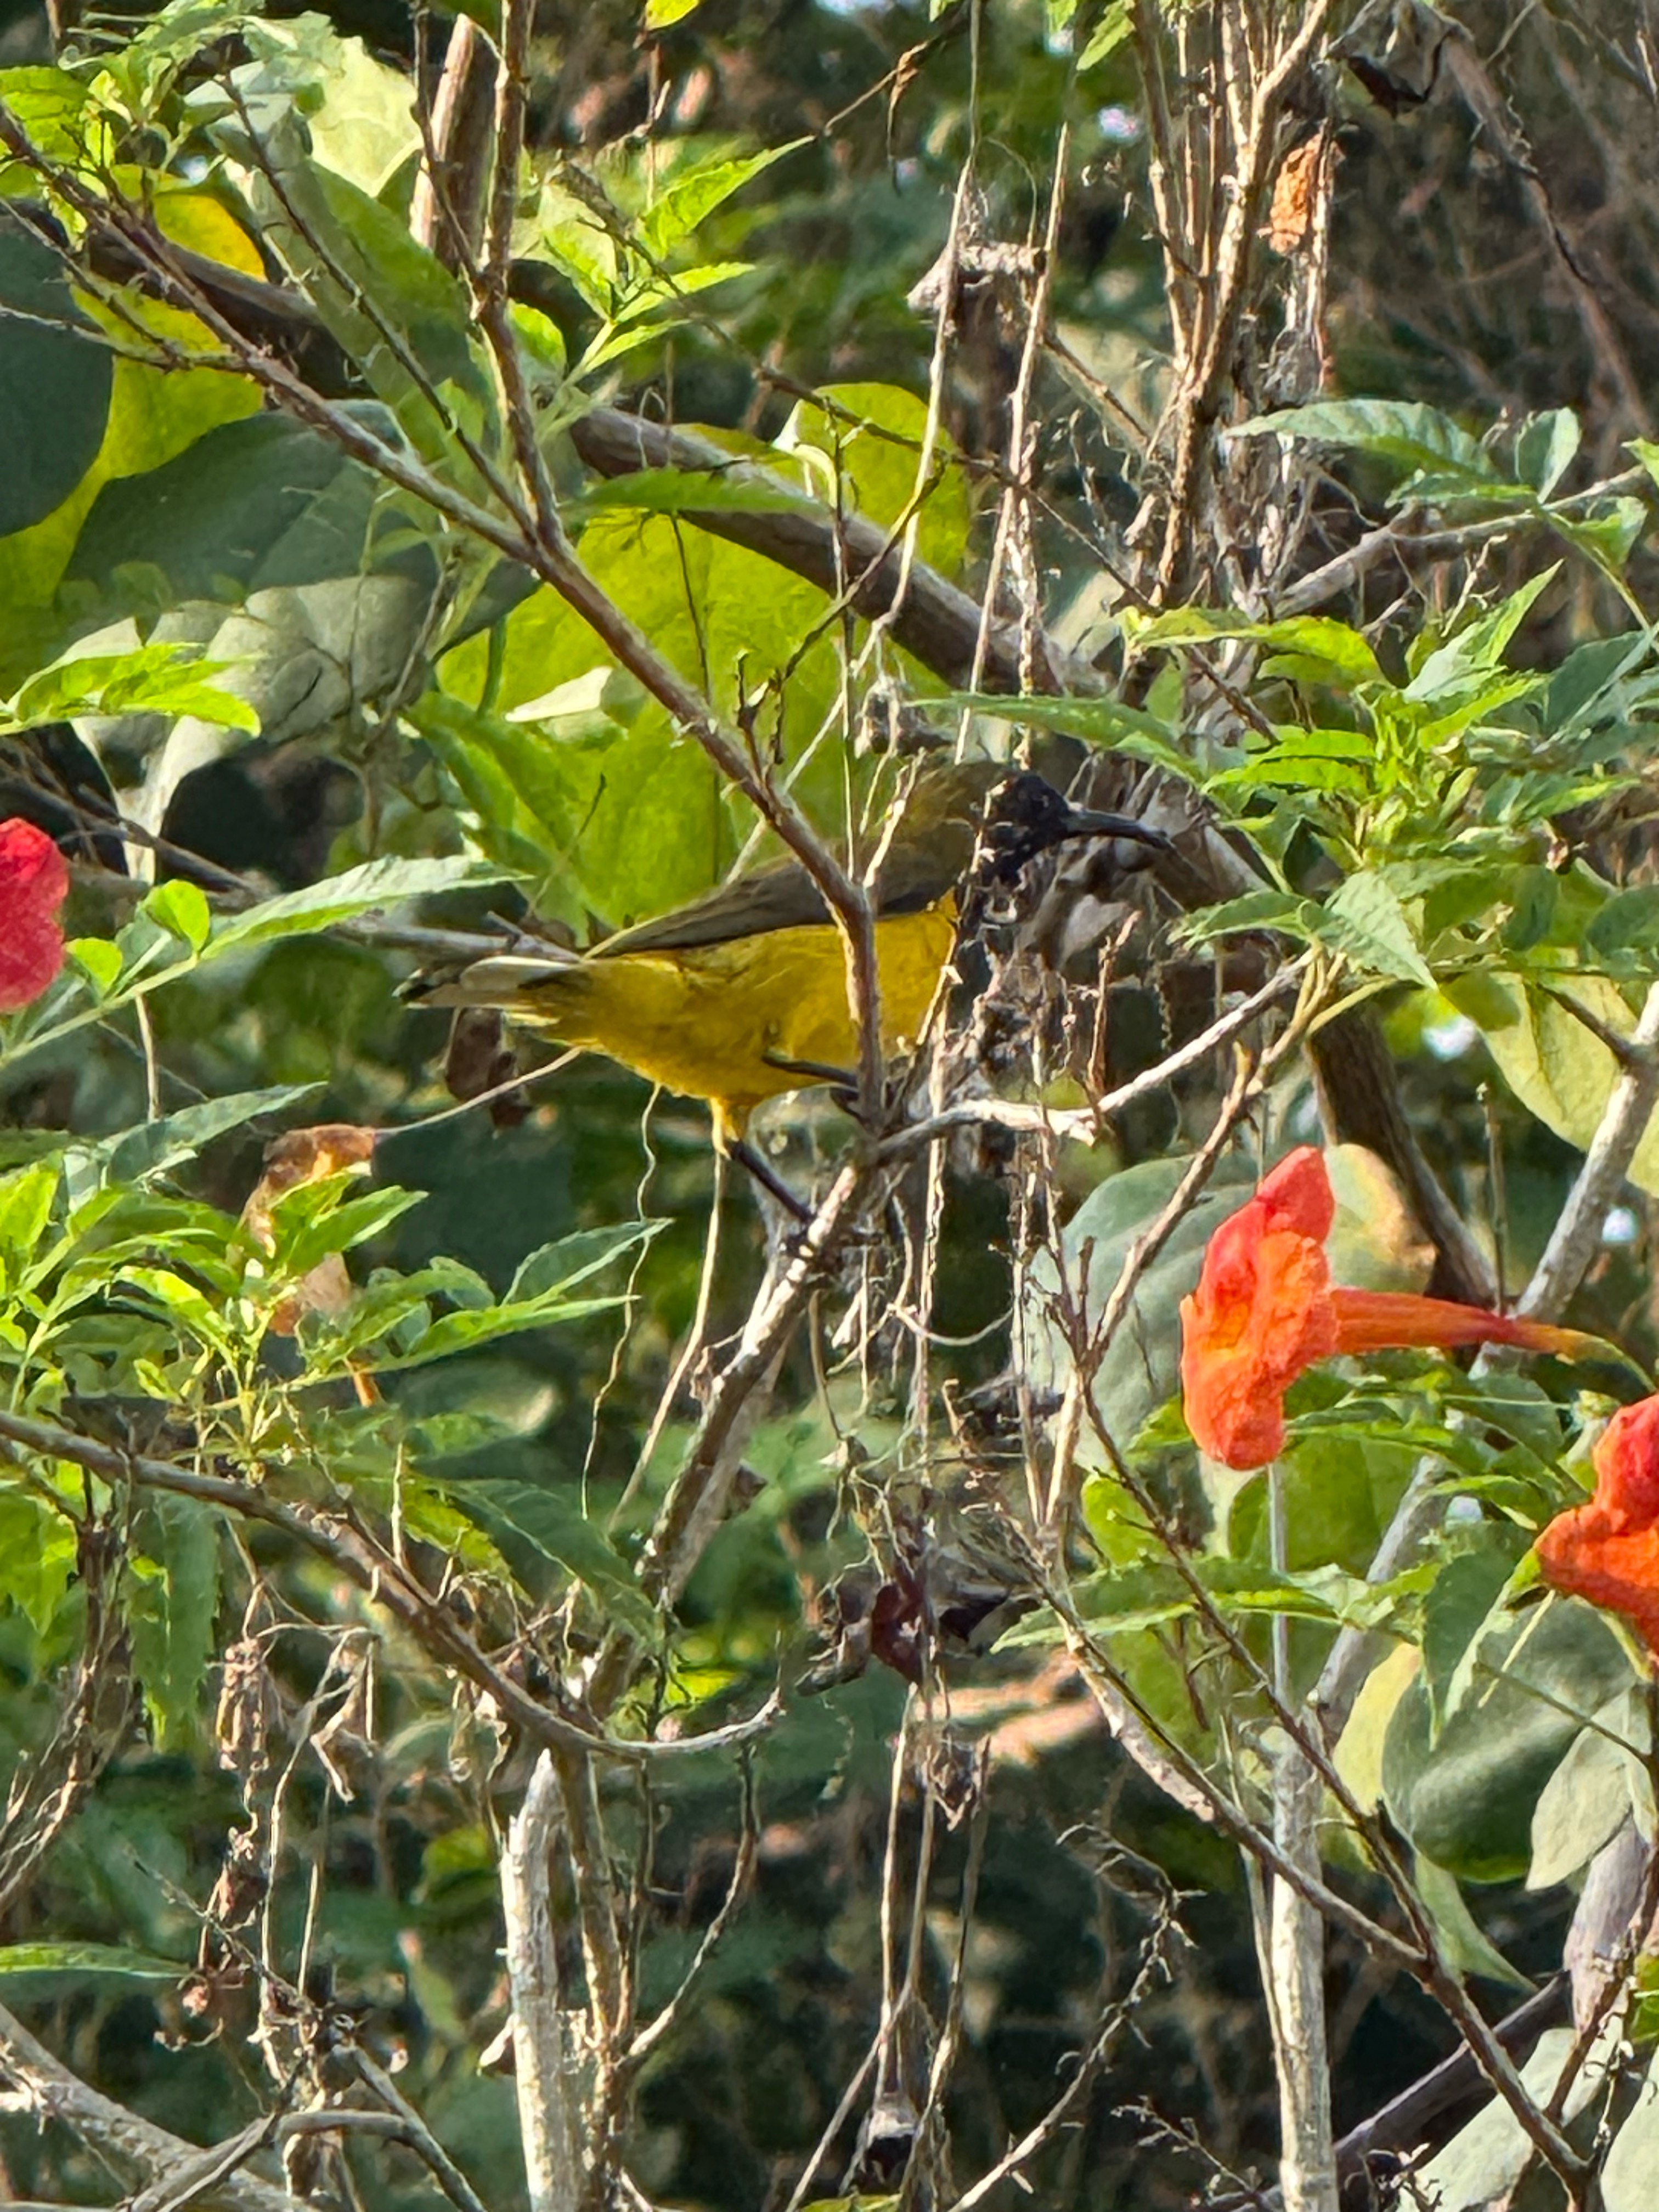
(0, 819, 69, 1014)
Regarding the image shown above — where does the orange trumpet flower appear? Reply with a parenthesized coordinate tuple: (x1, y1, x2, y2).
(1537, 1397, 1659, 1655)
(1179, 1147, 1592, 1470)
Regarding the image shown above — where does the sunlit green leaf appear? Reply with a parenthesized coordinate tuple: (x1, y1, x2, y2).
(208, 855, 509, 956)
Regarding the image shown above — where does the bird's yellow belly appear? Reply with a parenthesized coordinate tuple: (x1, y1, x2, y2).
(573, 904, 956, 1138)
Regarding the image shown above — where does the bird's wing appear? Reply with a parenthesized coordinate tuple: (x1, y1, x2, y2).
(595, 779, 984, 957)
(595, 861, 834, 955)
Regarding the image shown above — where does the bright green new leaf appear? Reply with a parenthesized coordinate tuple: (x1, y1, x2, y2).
(67, 938, 123, 994)
(0, 1160, 59, 1286)
(0, 1492, 77, 1633)
(1078, 1, 1132, 66)
(638, 142, 803, 262)
(142, 878, 213, 954)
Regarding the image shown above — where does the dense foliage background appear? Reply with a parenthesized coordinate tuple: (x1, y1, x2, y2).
(3, 3, 1659, 2210)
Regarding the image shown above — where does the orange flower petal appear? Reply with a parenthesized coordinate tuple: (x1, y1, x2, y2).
(1592, 1397, 1659, 1525)
(1180, 1148, 1340, 1470)
(1180, 1147, 1597, 1470)
(1538, 1397, 1659, 1655)
(1538, 1514, 1659, 1655)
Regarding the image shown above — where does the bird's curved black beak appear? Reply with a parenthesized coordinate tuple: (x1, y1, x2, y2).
(1056, 805, 1173, 854)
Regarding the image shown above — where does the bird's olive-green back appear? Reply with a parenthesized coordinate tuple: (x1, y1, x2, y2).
(591, 759, 1006, 958)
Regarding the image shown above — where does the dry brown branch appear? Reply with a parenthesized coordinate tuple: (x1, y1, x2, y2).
(0, 1410, 778, 1767)
(410, 15, 496, 268)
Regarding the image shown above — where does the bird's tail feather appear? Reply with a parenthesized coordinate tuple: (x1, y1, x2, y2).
(405, 953, 597, 1034)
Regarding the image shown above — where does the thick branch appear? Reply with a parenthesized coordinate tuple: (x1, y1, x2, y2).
(502, 1756, 587, 2212)
(0, 1994, 301, 2212)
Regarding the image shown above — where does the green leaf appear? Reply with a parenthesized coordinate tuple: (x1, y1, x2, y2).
(142, 878, 213, 953)
(776, 382, 973, 582)
(644, 0, 701, 24)
(67, 938, 123, 994)
(128, 1492, 221, 1747)
(1604, 2056, 1659, 2211)
(1554, 495, 1649, 577)
(268, 1183, 425, 1290)
(1404, 568, 1559, 707)
(1414, 1855, 1531, 1990)
(1179, 888, 1312, 944)
(937, 692, 1190, 777)
(1210, 727, 1373, 795)
(506, 1226, 656, 1304)
(0, 221, 114, 537)
(1421, 1544, 1523, 1737)
(0, 66, 99, 187)
(0, 1491, 76, 1631)
(0, 1942, 187, 1983)
(67, 408, 430, 612)
(459, 1477, 659, 1638)
(10, 644, 260, 735)
(89, 1086, 319, 1192)
(1587, 884, 1659, 956)
(372, 1223, 655, 1372)
(1528, 1691, 1645, 1891)
(301, 33, 421, 198)
(637, 143, 803, 262)
(259, 157, 492, 461)
(208, 855, 509, 956)
(1382, 1598, 1632, 1881)
(1515, 408, 1580, 498)
(1121, 609, 1384, 691)
(1323, 871, 1434, 985)
(0, 1160, 58, 1286)
(1627, 437, 1659, 495)
(1235, 399, 1491, 486)
(1077, 0, 1132, 66)
(1418, 2026, 1600, 2210)
(1446, 972, 1659, 1197)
